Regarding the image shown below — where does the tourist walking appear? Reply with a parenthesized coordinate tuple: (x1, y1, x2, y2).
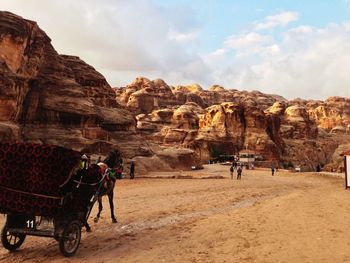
(130, 161, 135, 179)
(316, 164, 321, 172)
(230, 165, 234, 179)
(232, 160, 237, 171)
(237, 166, 242, 180)
(271, 165, 275, 176)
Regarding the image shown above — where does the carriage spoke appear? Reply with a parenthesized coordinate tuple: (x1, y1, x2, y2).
(1, 227, 26, 251)
(60, 222, 81, 255)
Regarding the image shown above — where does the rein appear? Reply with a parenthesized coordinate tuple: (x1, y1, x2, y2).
(0, 185, 63, 200)
(73, 172, 106, 188)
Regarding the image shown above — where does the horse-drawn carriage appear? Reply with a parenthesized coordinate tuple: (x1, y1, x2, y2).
(0, 143, 107, 257)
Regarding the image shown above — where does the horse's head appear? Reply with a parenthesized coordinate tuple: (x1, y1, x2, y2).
(103, 149, 122, 168)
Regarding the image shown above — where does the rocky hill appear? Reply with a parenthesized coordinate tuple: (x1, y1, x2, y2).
(0, 11, 349, 172)
(115, 77, 350, 172)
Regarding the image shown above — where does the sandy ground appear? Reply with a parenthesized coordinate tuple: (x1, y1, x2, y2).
(0, 164, 349, 263)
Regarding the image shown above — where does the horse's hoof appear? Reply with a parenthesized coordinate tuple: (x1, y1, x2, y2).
(112, 218, 117, 223)
(94, 217, 99, 223)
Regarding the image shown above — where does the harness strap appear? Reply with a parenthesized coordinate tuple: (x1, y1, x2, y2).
(0, 185, 63, 200)
(73, 172, 106, 187)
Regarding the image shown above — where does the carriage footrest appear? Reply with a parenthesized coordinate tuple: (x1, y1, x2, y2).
(8, 228, 54, 237)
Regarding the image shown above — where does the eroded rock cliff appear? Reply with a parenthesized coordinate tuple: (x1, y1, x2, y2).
(116, 76, 349, 171)
(0, 12, 139, 157)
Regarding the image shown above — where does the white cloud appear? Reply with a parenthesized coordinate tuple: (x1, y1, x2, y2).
(168, 29, 198, 43)
(1, 2, 349, 100)
(1, 0, 209, 87)
(265, 44, 280, 55)
(254, 11, 299, 30)
(222, 32, 275, 62)
(224, 32, 272, 49)
(211, 23, 350, 99)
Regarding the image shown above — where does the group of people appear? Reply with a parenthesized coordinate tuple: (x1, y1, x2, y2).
(230, 158, 242, 180)
(230, 159, 279, 179)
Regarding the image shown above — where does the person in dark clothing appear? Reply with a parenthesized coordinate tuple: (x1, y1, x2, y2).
(232, 160, 237, 170)
(130, 161, 135, 179)
(237, 166, 242, 180)
(230, 166, 234, 179)
(316, 164, 321, 172)
(271, 165, 275, 176)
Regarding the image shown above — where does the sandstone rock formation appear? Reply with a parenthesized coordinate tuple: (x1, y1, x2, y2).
(0, 12, 135, 156)
(0, 11, 132, 131)
(307, 97, 350, 132)
(324, 142, 350, 172)
(118, 77, 178, 114)
(116, 76, 349, 172)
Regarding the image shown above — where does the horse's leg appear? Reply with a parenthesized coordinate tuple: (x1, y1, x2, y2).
(85, 222, 91, 232)
(108, 190, 117, 223)
(94, 197, 103, 223)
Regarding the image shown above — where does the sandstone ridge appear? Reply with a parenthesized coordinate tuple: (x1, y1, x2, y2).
(115, 76, 349, 172)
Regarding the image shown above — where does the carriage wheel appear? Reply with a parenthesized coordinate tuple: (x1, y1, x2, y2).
(59, 221, 82, 257)
(1, 225, 26, 251)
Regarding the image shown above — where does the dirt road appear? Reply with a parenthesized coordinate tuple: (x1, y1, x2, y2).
(1, 165, 349, 262)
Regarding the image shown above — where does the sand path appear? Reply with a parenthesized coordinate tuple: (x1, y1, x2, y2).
(0, 164, 349, 262)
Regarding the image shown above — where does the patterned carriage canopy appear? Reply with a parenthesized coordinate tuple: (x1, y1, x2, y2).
(0, 143, 81, 215)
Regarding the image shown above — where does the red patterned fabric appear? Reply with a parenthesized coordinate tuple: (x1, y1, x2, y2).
(0, 143, 81, 216)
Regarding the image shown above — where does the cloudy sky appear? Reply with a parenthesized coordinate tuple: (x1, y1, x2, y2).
(2, 0, 350, 100)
